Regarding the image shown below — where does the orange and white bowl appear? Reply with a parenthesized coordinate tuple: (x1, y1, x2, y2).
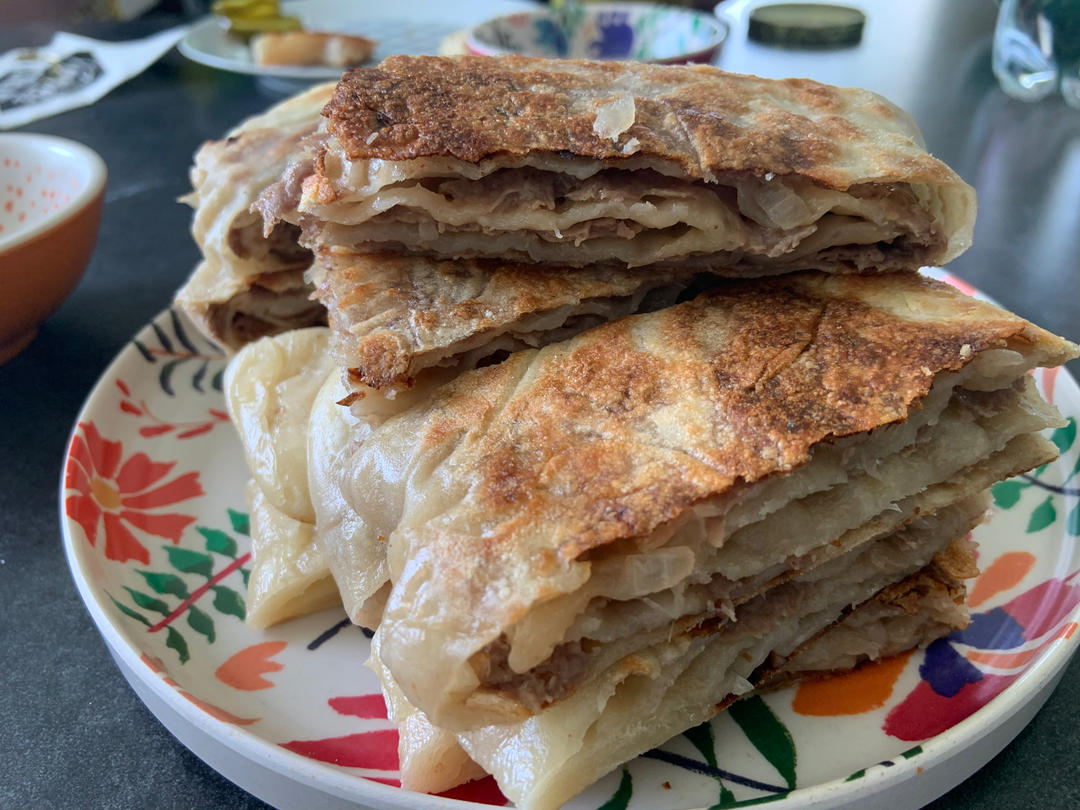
(0, 133, 107, 363)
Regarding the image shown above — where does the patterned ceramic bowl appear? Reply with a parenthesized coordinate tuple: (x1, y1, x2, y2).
(0, 133, 106, 363)
(466, 2, 728, 63)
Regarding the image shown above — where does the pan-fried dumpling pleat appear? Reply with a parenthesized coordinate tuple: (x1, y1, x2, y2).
(244, 482, 340, 629)
(224, 327, 336, 523)
(224, 328, 341, 626)
(307, 367, 458, 628)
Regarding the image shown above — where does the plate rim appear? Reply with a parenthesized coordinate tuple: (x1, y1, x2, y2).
(60, 301, 1080, 810)
(176, 0, 544, 80)
(177, 16, 348, 81)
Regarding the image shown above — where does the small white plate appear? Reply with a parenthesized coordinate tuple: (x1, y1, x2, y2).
(178, 0, 540, 80)
(62, 274, 1080, 809)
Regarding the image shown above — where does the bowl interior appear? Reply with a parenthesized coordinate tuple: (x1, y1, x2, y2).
(469, 3, 728, 62)
(0, 135, 104, 251)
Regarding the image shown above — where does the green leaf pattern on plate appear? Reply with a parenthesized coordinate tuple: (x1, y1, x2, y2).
(166, 625, 190, 664)
(107, 511, 251, 664)
(595, 769, 633, 810)
(728, 696, 798, 790)
(199, 527, 238, 558)
(991, 417, 1079, 536)
(1027, 496, 1057, 533)
(123, 586, 171, 617)
(165, 546, 215, 579)
(130, 307, 225, 396)
(187, 604, 216, 643)
(212, 585, 246, 620)
(228, 507, 250, 537)
(137, 570, 190, 599)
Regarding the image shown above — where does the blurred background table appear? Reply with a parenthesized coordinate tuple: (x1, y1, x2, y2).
(1, 1, 1078, 807)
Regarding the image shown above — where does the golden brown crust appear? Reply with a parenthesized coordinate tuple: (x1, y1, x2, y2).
(874, 537, 979, 613)
(312, 249, 696, 391)
(375, 271, 1075, 732)
(394, 272, 1075, 574)
(325, 55, 959, 189)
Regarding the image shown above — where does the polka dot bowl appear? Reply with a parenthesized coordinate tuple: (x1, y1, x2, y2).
(0, 133, 106, 364)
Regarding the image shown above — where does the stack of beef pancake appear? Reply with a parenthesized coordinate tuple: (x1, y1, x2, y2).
(177, 56, 1078, 810)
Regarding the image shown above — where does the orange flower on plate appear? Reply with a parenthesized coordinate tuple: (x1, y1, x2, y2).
(64, 420, 204, 564)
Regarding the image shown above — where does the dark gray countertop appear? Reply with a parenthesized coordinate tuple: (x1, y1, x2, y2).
(2, 6, 1079, 809)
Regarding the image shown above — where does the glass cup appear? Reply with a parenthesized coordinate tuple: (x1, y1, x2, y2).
(992, 0, 1080, 107)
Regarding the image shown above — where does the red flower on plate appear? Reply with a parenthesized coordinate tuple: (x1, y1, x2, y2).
(64, 420, 204, 564)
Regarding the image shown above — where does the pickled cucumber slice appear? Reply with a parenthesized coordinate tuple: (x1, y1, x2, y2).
(748, 3, 865, 48)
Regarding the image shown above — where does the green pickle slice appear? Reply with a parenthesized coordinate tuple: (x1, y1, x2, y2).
(748, 3, 866, 48)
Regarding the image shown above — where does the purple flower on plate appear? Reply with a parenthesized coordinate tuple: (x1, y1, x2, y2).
(591, 12, 634, 59)
(884, 573, 1080, 741)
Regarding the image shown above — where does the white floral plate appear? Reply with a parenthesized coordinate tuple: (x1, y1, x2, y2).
(177, 0, 539, 81)
(61, 272, 1080, 810)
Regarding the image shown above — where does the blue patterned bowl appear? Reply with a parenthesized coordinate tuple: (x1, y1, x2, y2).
(466, 2, 728, 64)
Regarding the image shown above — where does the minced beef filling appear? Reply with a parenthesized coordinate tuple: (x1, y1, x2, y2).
(472, 636, 596, 713)
(358, 167, 940, 259)
(228, 221, 310, 265)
